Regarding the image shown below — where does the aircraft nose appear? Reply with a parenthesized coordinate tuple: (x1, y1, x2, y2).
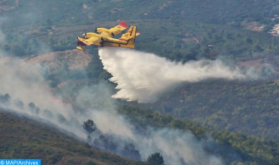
(77, 40, 86, 46)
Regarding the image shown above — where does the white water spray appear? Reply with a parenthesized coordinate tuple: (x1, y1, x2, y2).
(99, 48, 256, 103)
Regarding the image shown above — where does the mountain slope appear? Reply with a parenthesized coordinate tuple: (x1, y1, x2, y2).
(3, 0, 279, 60)
(119, 105, 279, 165)
(0, 110, 144, 165)
(3, 0, 279, 27)
(127, 79, 279, 139)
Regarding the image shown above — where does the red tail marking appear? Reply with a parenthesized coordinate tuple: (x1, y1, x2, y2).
(119, 21, 128, 28)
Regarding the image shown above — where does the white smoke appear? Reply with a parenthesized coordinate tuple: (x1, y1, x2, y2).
(0, 17, 8, 57)
(99, 47, 257, 103)
(137, 129, 222, 165)
(75, 84, 224, 165)
(0, 59, 85, 138)
(0, 57, 224, 165)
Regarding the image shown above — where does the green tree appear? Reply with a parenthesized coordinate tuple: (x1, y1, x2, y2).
(147, 153, 165, 165)
(83, 119, 96, 143)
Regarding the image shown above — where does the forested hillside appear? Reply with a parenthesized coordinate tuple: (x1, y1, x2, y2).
(120, 105, 279, 165)
(2, 0, 279, 61)
(1, 0, 279, 165)
(3, 0, 279, 27)
(127, 79, 279, 139)
(0, 111, 144, 165)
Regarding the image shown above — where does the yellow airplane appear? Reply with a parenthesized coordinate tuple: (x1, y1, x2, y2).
(77, 22, 140, 50)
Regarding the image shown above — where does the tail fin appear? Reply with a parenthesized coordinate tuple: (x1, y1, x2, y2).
(120, 26, 138, 46)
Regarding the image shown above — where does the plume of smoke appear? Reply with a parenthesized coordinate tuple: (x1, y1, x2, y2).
(0, 17, 8, 57)
(74, 84, 224, 165)
(98, 48, 258, 103)
(0, 59, 86, 138)
(0, 57, 224, 164)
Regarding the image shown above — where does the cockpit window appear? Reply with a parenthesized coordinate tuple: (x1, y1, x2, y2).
(82, 33, 88, 39)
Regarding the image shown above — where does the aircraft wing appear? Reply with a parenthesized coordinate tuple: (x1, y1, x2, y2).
(108, 21, 128, 36)
(106, 37, 128, 44)
(102, 25, 139, 49)
(78, 36, 101, 46)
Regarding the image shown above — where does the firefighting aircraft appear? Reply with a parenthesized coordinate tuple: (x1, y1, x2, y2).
(77, 22, 139, 50)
